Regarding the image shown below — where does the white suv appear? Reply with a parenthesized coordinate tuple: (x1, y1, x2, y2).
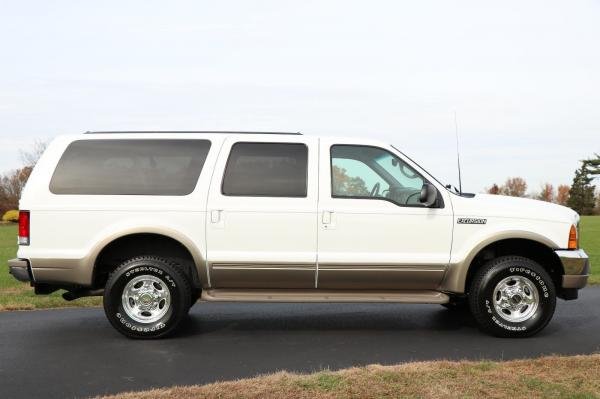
(8, 131, 589, 338)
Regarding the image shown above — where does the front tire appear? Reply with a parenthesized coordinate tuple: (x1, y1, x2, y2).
(103, 256, 192, 339)
(469, 256, 556, 338)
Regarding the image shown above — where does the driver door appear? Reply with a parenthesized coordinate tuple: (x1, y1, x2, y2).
(316, 139, 453, 289)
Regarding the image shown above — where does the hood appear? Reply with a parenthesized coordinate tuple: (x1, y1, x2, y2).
(451, 193, 579, 225)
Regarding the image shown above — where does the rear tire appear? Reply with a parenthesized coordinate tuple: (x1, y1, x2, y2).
(469, 256, 556, 338)
(103, 256, 191, 339)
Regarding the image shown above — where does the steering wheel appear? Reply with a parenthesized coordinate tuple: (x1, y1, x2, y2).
(370, 182, 381, 197)
(400, 164, 419, 179)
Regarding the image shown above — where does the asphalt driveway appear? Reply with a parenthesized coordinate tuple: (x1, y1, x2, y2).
(1, 287, 599, 398)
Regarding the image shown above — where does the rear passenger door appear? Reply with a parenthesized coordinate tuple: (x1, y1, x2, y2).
(206, 135, 319, 289)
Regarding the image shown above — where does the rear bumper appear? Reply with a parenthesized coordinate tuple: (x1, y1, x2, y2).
(8, 258, 33, 283)
(555, 249, 590, 289)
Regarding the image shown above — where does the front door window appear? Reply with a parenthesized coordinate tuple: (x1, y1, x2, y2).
(330, 145, 425, 206)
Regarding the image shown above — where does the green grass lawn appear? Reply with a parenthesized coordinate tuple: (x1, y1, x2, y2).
(580, 215, 600, 284)
(0, 223, 101, 310)
(0, 217, 599, 310)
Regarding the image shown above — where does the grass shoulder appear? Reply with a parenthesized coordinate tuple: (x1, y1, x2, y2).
(96, 354, 600, 399)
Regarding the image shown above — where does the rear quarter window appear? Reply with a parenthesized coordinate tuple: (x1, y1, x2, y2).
(50, 139, 211, 195)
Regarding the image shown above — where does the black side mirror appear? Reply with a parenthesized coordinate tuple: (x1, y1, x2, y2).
(419, 183, 437, 207)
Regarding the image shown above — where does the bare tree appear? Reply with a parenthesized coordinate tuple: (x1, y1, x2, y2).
(20, 139, 48, 167)
(537, 183, 554, 202)
(556, 184, 570, 206)
(486, 184, 500, 194)
(0, 166, 32, 214)
(500, 177, 527, 197)
(1, 140, 48, 215)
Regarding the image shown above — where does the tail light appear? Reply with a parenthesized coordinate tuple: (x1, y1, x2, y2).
(568, 224, 578, 250)
(18, 210, 30, 245)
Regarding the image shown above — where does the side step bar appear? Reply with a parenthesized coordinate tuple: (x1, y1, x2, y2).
(201, 289, 449, 304)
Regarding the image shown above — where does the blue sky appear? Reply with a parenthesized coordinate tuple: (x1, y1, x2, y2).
(1, 0, 598, 193)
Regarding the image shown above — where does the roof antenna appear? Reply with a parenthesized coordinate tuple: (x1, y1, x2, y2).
(454, 110, 463, 195)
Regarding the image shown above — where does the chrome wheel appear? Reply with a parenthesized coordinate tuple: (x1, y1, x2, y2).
(121, 274, 171, 324)
(493, 275, 539, 323)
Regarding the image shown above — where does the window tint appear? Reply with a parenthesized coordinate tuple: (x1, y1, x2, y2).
(50, 139, 211, 195)
(331, 145, 426, 206)
(222, 142, 308, 197)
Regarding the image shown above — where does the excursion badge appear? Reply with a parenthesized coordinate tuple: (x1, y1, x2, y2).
(457, 217, 487, 225)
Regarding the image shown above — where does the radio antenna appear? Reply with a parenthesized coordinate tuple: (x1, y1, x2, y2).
(454, 110, 463, 195)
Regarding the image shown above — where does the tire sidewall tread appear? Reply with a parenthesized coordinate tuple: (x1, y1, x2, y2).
(468, 255, 556, 338)
(103, 256, 192, 339)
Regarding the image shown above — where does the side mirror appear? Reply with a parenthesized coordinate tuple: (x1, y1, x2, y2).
(419, 183, 437, 207)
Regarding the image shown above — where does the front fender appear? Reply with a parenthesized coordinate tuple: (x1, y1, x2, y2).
(440, 224, 562, 293)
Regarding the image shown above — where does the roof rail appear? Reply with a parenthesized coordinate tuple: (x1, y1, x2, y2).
(84, 130, 302, 135)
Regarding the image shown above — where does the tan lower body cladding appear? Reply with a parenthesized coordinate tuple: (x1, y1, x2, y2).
(317, 264, 446, 290)
(209, 262, 446, 290)
(209, 263, 316, 288)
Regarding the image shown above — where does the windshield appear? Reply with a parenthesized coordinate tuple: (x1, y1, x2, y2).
(373, 152, 423, 189)
(389, 144, 459, 195)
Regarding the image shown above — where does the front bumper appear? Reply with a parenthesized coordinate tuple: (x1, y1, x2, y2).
(555, 249, 590, 289)
(8, 258, 33, 283)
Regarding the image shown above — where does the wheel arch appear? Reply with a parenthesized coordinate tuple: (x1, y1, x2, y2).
(441, 232, 564, 295)
(90, 228, 207, 290)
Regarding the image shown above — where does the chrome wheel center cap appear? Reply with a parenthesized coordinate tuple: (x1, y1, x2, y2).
(122, 274, 171, 324)
(139, 293, 154, 306)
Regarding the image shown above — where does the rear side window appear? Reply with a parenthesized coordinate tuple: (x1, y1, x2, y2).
(222, 142, 308, 197)
(50, 139, 211, 195)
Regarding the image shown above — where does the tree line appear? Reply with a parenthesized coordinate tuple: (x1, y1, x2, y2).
(486, 153, 600, 215)
(0, 141, 47, 220)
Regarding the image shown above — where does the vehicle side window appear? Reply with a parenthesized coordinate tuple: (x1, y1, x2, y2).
(222, 142, 308, 197)
(373, 152, 424, 191)
(330, 145, 426, 206)
(50, 139, 211, 195)
(332, 158, 389, 197)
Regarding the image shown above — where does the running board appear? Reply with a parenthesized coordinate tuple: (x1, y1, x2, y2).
(201, 289, 449, 304)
